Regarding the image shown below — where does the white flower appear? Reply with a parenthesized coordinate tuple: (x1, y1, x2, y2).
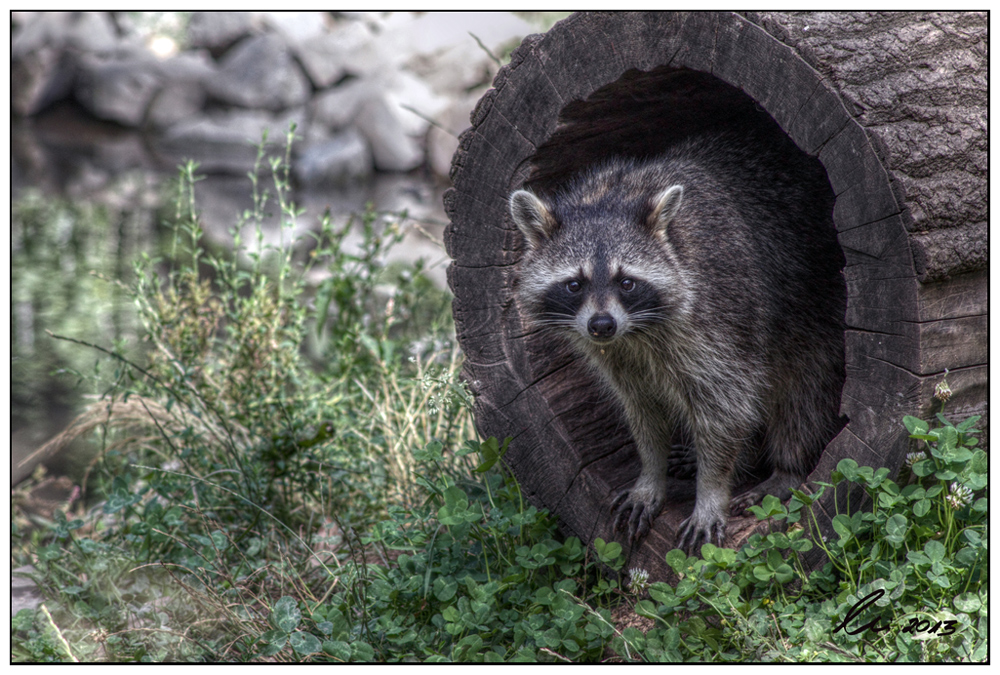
(934, 370, 952, 403)
(628, 567, 650, 594)
(946, 482, 973, 510)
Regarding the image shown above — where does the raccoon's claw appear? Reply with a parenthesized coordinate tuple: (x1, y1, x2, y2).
(613, 500, 652, 545)
(730, 471, 800, 516)
(729, 489, 762, 516)
(611, 489, 659, 545)
(676, 512, 727, 555)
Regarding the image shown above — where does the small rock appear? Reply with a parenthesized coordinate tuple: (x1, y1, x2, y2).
(310, 79, 376, 130)
(156, 108, 306, 173)
(146, 80, 206, 129)
(294, 21, 372, 89)
(205, 34, 311, 111)
(355, 94, 424, 172)
(258, 11, 330, 44)
(12, 566, 43, 617)
(75, 52, 163, 126)
(187, 11, 254, 56)
(11, 47, 76, 116)
(294, 127, 373, 186)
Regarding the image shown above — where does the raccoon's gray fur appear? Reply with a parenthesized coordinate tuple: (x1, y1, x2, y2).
(510, 133, 846, 552)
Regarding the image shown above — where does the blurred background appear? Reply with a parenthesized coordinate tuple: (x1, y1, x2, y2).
(10, 11, 567, 488)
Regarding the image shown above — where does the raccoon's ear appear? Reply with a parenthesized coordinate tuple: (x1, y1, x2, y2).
(510, 189, 557, 249)
(650, 185, 684, 236)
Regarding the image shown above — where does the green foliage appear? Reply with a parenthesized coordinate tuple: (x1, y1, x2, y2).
(717, 409, 987, 662)
(12, 608, 72, 663)
(608, 404, 986, 662)
(335, 437, 626, 662)
(12, 127, 986, 663)
(12, 127, 467, 662)
(11, 188, 145, 434)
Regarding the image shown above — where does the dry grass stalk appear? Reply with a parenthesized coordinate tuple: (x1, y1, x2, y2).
(16, 396, 241, 483)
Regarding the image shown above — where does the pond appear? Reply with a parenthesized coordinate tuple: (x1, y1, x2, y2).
(11, 100, 452, 482)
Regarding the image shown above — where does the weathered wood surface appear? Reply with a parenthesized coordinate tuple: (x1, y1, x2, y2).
(444, 11, 987, 578)
(750, 11, 987, 283)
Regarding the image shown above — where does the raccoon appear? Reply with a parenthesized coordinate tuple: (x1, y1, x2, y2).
(510, 132, 846, 552)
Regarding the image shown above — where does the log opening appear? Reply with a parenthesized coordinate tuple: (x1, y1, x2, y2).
(444, 11, 987, 578)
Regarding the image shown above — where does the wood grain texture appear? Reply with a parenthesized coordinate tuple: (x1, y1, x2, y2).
(747, 11, 987, 279)
(445, 11, 986, 580)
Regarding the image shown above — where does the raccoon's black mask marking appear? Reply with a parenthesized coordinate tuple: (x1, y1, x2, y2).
(613, 276, 662, 324)
(540, 276, 587, 322)
(539, 270, 665, 342)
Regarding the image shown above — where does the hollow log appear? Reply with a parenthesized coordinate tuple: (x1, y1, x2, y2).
(444, 11, 987, 577)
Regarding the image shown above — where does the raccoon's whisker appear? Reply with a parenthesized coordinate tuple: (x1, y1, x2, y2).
(627, 309, 669, 328)
(534, 317, 578, 329)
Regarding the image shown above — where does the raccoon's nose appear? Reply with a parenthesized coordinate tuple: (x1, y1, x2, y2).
(588, 313, 617, 339)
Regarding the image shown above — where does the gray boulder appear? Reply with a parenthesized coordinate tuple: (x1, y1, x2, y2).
(146, 80, 207, 129)
(145, 51, 215, 128)
(310, 79, 376, 130)
(156, 108, 306, 173)
(187, 11, 253, 55)
(405, 41, 495, 98)
(74, 52, 163, 126)
(258, 11, 329, 44)
(12, 11, 119, 57)
(11, 11, 121, 116)
(157, 49, 216, 80)
(11, 47, 76, 116)
(294, 127, 373, 186)
(293, 20, 373, 89)
(381, 70, 448, 137)
(354, 94, 423, 172)
(205, 34, 311, 111)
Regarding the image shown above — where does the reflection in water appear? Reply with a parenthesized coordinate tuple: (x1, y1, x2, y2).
(12, 102, 452, 478)
(14, 101, 450, 283)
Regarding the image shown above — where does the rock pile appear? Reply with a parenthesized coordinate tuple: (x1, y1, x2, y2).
(11, 11, 537, 183)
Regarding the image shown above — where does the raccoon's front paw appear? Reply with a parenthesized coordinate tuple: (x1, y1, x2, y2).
(729, 488, 766, 516)
(676, 509, 727, 554)
(729, 470, 801, 516)
(611, 484, 664, 545)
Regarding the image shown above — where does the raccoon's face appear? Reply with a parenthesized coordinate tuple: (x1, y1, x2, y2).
(535, 261, 664, 345)
(510, 182, 688, 349)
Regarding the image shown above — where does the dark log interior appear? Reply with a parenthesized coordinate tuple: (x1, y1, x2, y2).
(527, 67, 789, 194)
(444, 11, 987, 580)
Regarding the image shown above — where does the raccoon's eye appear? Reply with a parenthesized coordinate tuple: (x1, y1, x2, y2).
(620, 278, 635, 292)
(566, 280, 582, 293)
